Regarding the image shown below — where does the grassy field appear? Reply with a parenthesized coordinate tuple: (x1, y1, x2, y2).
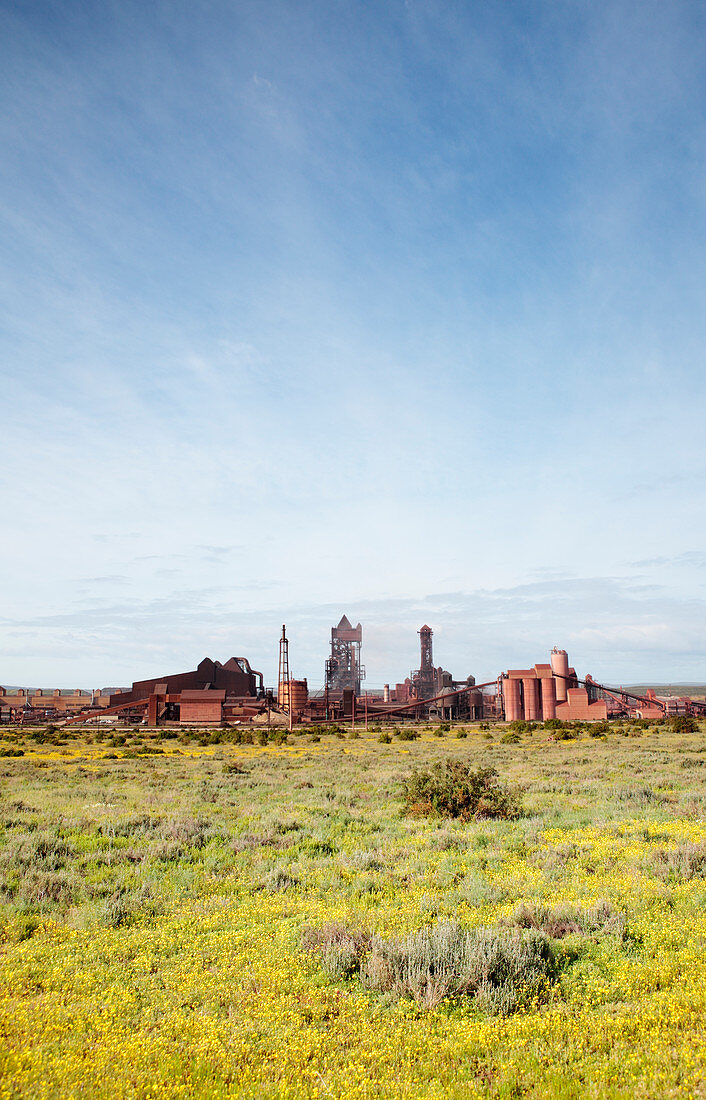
(1, 720, 706, 1098)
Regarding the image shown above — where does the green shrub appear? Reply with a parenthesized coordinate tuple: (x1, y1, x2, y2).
(377, 731, 391, 744)
(303, 919, 556, 1012)
(500, 732, 520, 744)
(264, 868, 300, 892)
(301, 922, 371, 980)
(398, 729, 419, 741)
(671, 715, 699, 734)
(648, 841, 706, 881)
(509, 899, 626, 939)
(456, 730, 468, 739)
(401, 761, 522, 820)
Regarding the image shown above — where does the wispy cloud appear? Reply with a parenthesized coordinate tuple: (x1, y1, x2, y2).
(2, 1, 706, 684)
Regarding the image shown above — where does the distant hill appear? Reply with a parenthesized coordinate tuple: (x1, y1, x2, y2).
(626, 684, 706, 697)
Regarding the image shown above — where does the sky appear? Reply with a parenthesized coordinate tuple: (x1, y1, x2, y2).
(2, 0, 706, 690)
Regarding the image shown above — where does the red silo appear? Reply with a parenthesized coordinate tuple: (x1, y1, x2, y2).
(540, 676, 556, 721)
(523, 676, 540, 721)
(504, 677, 521, 722)
(551, 648, 570, 703)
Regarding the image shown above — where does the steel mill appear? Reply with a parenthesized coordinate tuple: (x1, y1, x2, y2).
(2, 618, 705, 727)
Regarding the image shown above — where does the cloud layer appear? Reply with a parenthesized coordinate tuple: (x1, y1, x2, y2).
(2, 1, 705, 686)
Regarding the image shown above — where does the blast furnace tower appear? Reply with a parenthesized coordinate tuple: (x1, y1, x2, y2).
(325, 615, 364, 695)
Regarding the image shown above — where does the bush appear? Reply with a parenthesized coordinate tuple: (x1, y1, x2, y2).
(509, 899, 626, 939)
(648, 841, 706, 881)
(671, 715, 699, 734)
(401, 761, 522, 820)
(264, 868, 300, 892)
(500, 732, 520, 744)
(301, 922, 372, 980)
(303, 919, 556, 1012)
(398, 729, 419, 741)
(508, 720, 532, 733)
(364, 922, 555, 1011)
(377, 731, 392, 744)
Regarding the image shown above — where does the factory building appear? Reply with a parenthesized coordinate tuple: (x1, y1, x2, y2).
(0, 686, 113, 722)
(502, 648, 608, 721)
(84, 656, 267, 726)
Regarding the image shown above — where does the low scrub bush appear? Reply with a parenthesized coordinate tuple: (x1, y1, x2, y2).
(363, 921, 556, 1011)
(648, 841, 706, 881)
(402, 761, 522, 820)
(305, 920, 556, 1011)
(264, 868, 300, 892)
(509, 899, 626, 939)
(508, 720, 534, 734)
(671, 715, 699, 734)
(301, 922, 371, 980)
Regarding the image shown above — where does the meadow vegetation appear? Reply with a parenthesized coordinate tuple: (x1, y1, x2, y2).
(1, 718, 706, 1096)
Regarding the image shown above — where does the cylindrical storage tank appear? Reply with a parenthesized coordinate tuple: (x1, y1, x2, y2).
(551, 648, 569, 703)
(288, 679, 308, 717)
(440, 687, 455, 719)
(468, 689, 483, 719)
(277, 682, 289, 709)
(540, 676, 556, 721)
(503, 677, 521, 722)
(383, 684, 390, 703)
(523, 676, 540, 721)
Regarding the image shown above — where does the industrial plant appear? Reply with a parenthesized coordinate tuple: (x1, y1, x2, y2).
(1, 617, 703, 727)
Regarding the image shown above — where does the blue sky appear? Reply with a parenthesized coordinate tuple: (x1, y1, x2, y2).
(2, 0, 706, 690)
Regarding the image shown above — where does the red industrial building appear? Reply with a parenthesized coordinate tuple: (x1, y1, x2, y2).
(86, 656, 267, 726)
(502, 648, 610, 722)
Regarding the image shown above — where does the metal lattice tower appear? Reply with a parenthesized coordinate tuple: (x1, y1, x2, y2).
(277, 624, 290, 709)
(324, 615, 364, 695)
